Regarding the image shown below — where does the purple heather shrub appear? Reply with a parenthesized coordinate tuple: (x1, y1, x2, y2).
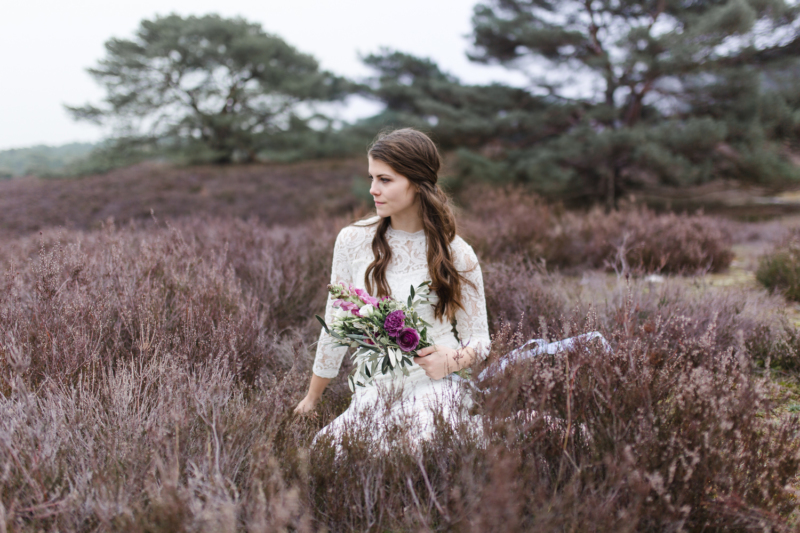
(396, 327, 421, 352)
(460, 185, 734, 274)
(0, 204, 796, 531)
(383, 310, 406, 336)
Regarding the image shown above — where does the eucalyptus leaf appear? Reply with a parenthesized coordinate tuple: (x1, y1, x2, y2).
(315, 314, 330, 334)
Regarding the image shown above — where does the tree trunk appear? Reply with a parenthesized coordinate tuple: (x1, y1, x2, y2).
(605, 165, 619, 212)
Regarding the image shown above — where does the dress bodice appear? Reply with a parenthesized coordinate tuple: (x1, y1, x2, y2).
(312, 216, 491, 385)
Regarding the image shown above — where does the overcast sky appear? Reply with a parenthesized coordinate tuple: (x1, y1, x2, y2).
(0, 0, 528, 151)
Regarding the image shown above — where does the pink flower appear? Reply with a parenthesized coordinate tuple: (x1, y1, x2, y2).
(353, 287, 379, 307)
(335, 300, 361, 316)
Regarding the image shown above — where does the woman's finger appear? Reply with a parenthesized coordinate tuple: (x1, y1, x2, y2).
(416, 346, 436, 357)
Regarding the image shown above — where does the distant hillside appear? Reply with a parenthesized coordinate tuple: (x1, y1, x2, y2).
(0, 158, 369, 236)
(0, 142, 97, 178)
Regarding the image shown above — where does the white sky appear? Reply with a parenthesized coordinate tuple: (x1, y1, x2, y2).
(0, 0, 527, 151)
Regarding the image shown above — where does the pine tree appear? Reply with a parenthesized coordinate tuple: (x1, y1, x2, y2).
(67, 14, 351, 164)
(468, 0, 800, 207)
(358, 49, 556, 150)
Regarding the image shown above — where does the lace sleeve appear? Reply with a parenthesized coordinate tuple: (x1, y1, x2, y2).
(453, 239, 491, 361)
(312, 228, 353, 378)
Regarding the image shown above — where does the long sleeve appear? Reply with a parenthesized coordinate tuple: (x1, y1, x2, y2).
(452, 240, 491, 361)
(312, 229, 353, 378)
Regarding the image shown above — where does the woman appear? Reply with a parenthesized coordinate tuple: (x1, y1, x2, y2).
(294, 128, 490, 442)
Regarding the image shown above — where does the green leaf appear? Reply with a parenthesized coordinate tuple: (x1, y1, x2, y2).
(315, 315, 330, 334)
(410, 285, 415, 299)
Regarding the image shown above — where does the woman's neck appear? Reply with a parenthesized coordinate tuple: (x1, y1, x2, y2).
(389, 209, 424, 234)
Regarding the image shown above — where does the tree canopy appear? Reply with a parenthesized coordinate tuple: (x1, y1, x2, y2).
(462, 0, 800, 206)
(358, 49, 563, 151)
(67, 14, 351, 163)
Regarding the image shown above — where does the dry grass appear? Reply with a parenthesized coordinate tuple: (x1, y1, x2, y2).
(0, 205, 798, 531)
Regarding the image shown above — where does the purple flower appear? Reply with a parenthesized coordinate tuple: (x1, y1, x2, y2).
(396, 327, 420, 352)
(383, 310, 406, 336)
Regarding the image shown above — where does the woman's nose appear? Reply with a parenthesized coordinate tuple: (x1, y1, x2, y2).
(369, 181, 379, 196)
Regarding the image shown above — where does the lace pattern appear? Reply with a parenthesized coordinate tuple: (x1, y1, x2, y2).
(312, 216, 491, 379)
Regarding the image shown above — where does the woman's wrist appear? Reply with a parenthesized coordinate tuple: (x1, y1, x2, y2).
(306, 373, 332, 402)
(449, 346, 476, 372)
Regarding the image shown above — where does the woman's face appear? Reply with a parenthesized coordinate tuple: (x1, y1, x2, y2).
(368, 156, 418, 219)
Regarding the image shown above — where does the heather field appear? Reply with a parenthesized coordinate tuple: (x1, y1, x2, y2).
(2, 169, 800, 531)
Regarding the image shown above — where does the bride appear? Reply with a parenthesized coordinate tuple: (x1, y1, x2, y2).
(294, 128, 489, 441)
(293, 128, 608, 443)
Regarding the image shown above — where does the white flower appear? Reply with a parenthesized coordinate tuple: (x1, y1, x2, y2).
(359, 304, 376, 317)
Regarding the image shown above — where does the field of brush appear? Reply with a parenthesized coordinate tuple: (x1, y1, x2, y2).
(1, 160, 799, 531)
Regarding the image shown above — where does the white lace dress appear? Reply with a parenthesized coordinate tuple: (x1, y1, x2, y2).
(312, 216, 491, 444)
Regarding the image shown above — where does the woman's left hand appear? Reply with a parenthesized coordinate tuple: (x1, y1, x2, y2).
(414, 344, 462, 380)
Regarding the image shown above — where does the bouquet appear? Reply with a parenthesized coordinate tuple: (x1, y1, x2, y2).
(316, 281, 435, 391)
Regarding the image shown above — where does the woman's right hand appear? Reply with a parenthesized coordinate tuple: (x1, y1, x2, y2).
(294, 373, 331, 415)
(294, 395, 318, 414)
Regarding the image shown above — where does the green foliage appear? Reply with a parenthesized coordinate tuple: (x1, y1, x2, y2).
(436, 0, 800, 204)
(757, 231, 800, 301)
(0, 143, 96, 178)
(67, 14, 353, 164)
(464, 0, 800, 205)
(357, 49, 555, 150)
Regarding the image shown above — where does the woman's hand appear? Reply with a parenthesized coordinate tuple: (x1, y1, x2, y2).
(294, 395, 318, 414)
(294, 373, 331, 415)
(414, 344, 474, 380)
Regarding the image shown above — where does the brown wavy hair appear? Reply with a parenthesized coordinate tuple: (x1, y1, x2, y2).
(363, 128, 473, 322)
